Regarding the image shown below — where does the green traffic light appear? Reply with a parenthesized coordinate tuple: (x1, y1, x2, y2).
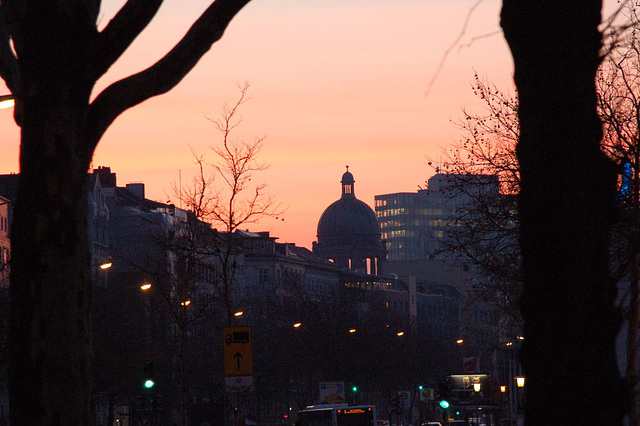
(439, 400, 450, 409)
(352, 386, 358, 392)
(143, 361, 155, 389)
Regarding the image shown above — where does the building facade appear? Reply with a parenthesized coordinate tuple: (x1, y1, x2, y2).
(376, 174, 504, 376)
(375, 173, 500, 261)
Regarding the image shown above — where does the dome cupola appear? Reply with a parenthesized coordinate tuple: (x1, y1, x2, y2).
(313, 167, 386, 275)
(341, 167, 355, 198)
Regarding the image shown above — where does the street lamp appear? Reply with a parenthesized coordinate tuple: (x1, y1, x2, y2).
(97, 261, 112, 270)
(0, 94, 14, 109)
(514, 376, 526, 423)
(140, 283, 152, 291)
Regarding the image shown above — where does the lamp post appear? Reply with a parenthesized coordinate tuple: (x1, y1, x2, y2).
(514, 376, 525, 426)
(92, 261, 112, 287)
(502, 337, 524, 424)
(139, 282, 152, 344)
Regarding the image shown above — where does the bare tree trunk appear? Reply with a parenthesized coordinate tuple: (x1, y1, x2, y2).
(10, 111, 93, 423)
(179, 324, 188, 426)
(501, 0, 629, 424)
(6, 6, 95, 422)
(0, 1, 251, 424)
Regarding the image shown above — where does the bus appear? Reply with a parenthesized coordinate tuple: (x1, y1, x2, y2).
(296, 404, 377, 426)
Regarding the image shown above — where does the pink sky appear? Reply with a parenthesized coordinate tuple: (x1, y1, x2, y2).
(0, 1, 525, 248)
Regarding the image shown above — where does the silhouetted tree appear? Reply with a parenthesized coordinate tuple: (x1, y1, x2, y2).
(598, 6, 640, 422)
(176, 81, 281, 323)
(435, 78, 522, 336)
(501, 0, 627, 423)
(164, 82, 279, 424)
(0, 1, 252, 424)
(441, 7, 640, 418)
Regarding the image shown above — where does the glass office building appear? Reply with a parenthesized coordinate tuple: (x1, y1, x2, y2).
(375, 174, 500, 261)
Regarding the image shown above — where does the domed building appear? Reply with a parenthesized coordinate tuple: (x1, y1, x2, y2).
(312, 167, 386, 275)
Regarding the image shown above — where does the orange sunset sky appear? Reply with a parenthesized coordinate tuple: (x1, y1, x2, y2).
(0, 0, 619, 249)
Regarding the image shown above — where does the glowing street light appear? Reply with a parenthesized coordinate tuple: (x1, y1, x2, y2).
(397, 331, 405, 337)
(0, 94, 15, 109)
(140, 283, 152, 291)
(348, 328, 357, 334)
(181, 300, 191, 306)
(293, 322, 302, 328)
(233, 310, 244, 317)
(98, 262, 112, 270)
(515, 376, 526, 388)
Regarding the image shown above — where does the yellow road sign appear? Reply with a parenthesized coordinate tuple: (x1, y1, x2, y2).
(223, 326, 253, 376)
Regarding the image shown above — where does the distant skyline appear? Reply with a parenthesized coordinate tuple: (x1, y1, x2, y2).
(0, 0, 618, 248)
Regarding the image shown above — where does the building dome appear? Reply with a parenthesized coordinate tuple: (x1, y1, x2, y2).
(316, 198, 380, 245)
(313, 167, 386, 274)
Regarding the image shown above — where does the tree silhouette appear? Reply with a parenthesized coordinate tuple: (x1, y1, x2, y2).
(501, 0, 627, 424)
(441, 7, 640, 417)
(0, 1, 252, 424)
(165, 82, 279, 424)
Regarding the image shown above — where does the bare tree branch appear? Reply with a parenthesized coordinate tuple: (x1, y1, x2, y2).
(90, 0, 164, 81)
(0, 5, 20, 97)
(85, 0, 252, 150)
